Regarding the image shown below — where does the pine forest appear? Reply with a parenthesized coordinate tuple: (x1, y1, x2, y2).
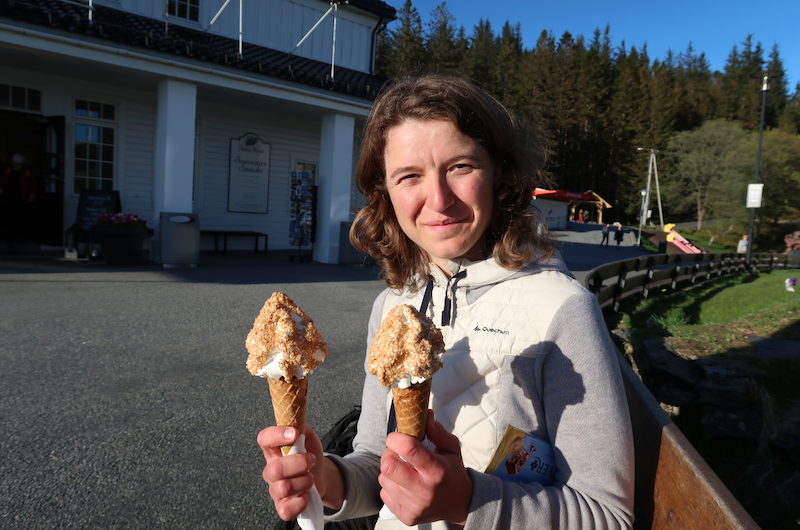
(375, 1, 800, 229)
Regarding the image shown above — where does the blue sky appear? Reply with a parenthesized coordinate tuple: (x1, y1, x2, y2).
(396, 0, 799, 91)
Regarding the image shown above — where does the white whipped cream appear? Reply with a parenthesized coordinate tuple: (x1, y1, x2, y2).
(394, 374, 430, 389)
(255, 347, 326, 380)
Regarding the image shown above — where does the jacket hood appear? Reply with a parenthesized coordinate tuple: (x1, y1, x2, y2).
(430, 249, 573, 289)
(419, 249, 575, 318)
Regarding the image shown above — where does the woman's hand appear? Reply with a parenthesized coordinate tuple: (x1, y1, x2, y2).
(257, 424, 326, 521)
(379, 410, 473, 526)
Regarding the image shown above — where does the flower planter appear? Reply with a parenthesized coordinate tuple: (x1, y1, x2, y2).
(96, 227, 147, 266)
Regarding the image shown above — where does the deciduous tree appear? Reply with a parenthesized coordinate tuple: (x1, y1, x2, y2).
(664, 119, 751, 229)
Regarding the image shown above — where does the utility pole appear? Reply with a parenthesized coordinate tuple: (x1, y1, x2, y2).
(636, 148, 664, 246)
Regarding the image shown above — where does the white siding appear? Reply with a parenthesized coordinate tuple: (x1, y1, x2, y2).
(196, 101, 323, 250)
(112, 0, 377, 73)
(120, 100, 157, 220)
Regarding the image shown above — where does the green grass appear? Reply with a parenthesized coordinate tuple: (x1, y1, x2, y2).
(620, 269, 800, 528)
(625, 270, 800, 331)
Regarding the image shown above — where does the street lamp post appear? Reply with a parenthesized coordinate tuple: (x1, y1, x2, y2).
(746, 70, 782, 268)
(637, 189, 647, 247)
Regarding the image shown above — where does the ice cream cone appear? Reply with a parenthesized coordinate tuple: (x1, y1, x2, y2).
(268, 375, 308, 455)
(392, 378, 432, 441)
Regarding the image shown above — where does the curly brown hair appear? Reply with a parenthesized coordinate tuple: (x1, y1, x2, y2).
(350, 73, 553, 290)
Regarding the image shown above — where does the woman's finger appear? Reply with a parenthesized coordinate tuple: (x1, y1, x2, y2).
(267, 471, 315, 502)
(257, 426, 299, 461)
(264, 452, 317, 483)
(274, 491, 311, 522)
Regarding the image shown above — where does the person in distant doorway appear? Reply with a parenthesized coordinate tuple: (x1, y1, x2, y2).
(0, 154, 37, 248)
(614, 225, 624, 250)
(601, 224, 610, 247)
(737, 235, 749, 254)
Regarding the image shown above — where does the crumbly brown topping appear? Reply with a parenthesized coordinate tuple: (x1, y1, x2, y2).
(367, 305, 444, 387)
(245, 292, 327, 380)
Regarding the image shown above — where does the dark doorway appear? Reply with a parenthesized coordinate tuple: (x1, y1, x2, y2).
(0, 110, 65, 251)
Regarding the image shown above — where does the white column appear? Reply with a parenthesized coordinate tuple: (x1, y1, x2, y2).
(314, 113, 354, 264)
(154, 79, 196, 228)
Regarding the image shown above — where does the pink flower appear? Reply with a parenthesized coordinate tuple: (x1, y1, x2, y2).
(96, 212, 147, 229)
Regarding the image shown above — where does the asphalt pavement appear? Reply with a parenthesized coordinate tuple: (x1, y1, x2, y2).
(0, 226, 644, 529)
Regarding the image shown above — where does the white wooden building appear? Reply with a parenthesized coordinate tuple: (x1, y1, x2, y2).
(0, 0, 395, 263)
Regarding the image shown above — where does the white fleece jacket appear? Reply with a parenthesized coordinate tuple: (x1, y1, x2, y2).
(325, 252, 635, 529)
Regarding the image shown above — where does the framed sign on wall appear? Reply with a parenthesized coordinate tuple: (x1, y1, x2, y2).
(228, 133, 270, 213)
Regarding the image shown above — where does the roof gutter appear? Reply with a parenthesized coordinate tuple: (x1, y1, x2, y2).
(368, 15, 387, 75)
(0, 21, 374, 115)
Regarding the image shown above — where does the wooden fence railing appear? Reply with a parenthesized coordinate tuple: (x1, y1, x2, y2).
(585, 252, 800, 312)
(585, 251, 799, 529)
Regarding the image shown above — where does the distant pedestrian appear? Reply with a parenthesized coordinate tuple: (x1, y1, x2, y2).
(614, 226, 624, 249)
(578, 211, 584, 223)
(601, 224, 610, 247)
(0, 153, 37, 248)
(737, 235, 748, 254)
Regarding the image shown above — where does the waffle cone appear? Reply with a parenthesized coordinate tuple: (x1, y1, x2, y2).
(268, 376, 308, 455)
(392, 379, 432, 441)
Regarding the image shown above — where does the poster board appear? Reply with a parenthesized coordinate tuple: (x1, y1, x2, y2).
(289, 171, 314, 248)
(228, 133, 270, 213)
(75, 190, 121, 231)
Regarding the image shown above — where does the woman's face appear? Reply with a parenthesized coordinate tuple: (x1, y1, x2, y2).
(384, 119, 496, 271)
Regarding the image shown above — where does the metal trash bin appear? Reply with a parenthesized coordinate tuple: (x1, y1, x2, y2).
(159, 212, 199, 268)
(338, 221, 368, 264)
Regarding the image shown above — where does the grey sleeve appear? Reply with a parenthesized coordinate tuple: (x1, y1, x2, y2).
(324, 289, 391, 521)
(465, 293, 635, 529)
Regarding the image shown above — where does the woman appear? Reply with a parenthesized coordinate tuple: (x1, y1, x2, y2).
(258, 73, 634, 529)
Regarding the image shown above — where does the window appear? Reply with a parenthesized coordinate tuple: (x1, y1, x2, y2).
(73, 99, 116, 193)
(0, 84, 41, 112)
(168, 0, 199, 22)
(75, 98, 115, 120)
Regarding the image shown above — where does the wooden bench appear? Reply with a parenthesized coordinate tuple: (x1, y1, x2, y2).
(200, 230, 267, 254)
(616, 351, 760, 528)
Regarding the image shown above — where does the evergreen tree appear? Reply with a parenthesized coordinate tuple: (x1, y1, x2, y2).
(374, 26, 393, 76)
(453, 26, 469, 76)
(779, 83, 800, 134)
(519, 30, 557, 131)
(764, 44, 789, 128)
(493, 21, 523, 107)
(380, 0, 426, 77)
(576, 27, 616, 205)
(464, 19, 497, 92)
(649, 58, 679, 147)
(424, 2, 459, 72)
(674, 43, 716, 131)
(611, 43, 652, 216)
(720, 35, 765, 130)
